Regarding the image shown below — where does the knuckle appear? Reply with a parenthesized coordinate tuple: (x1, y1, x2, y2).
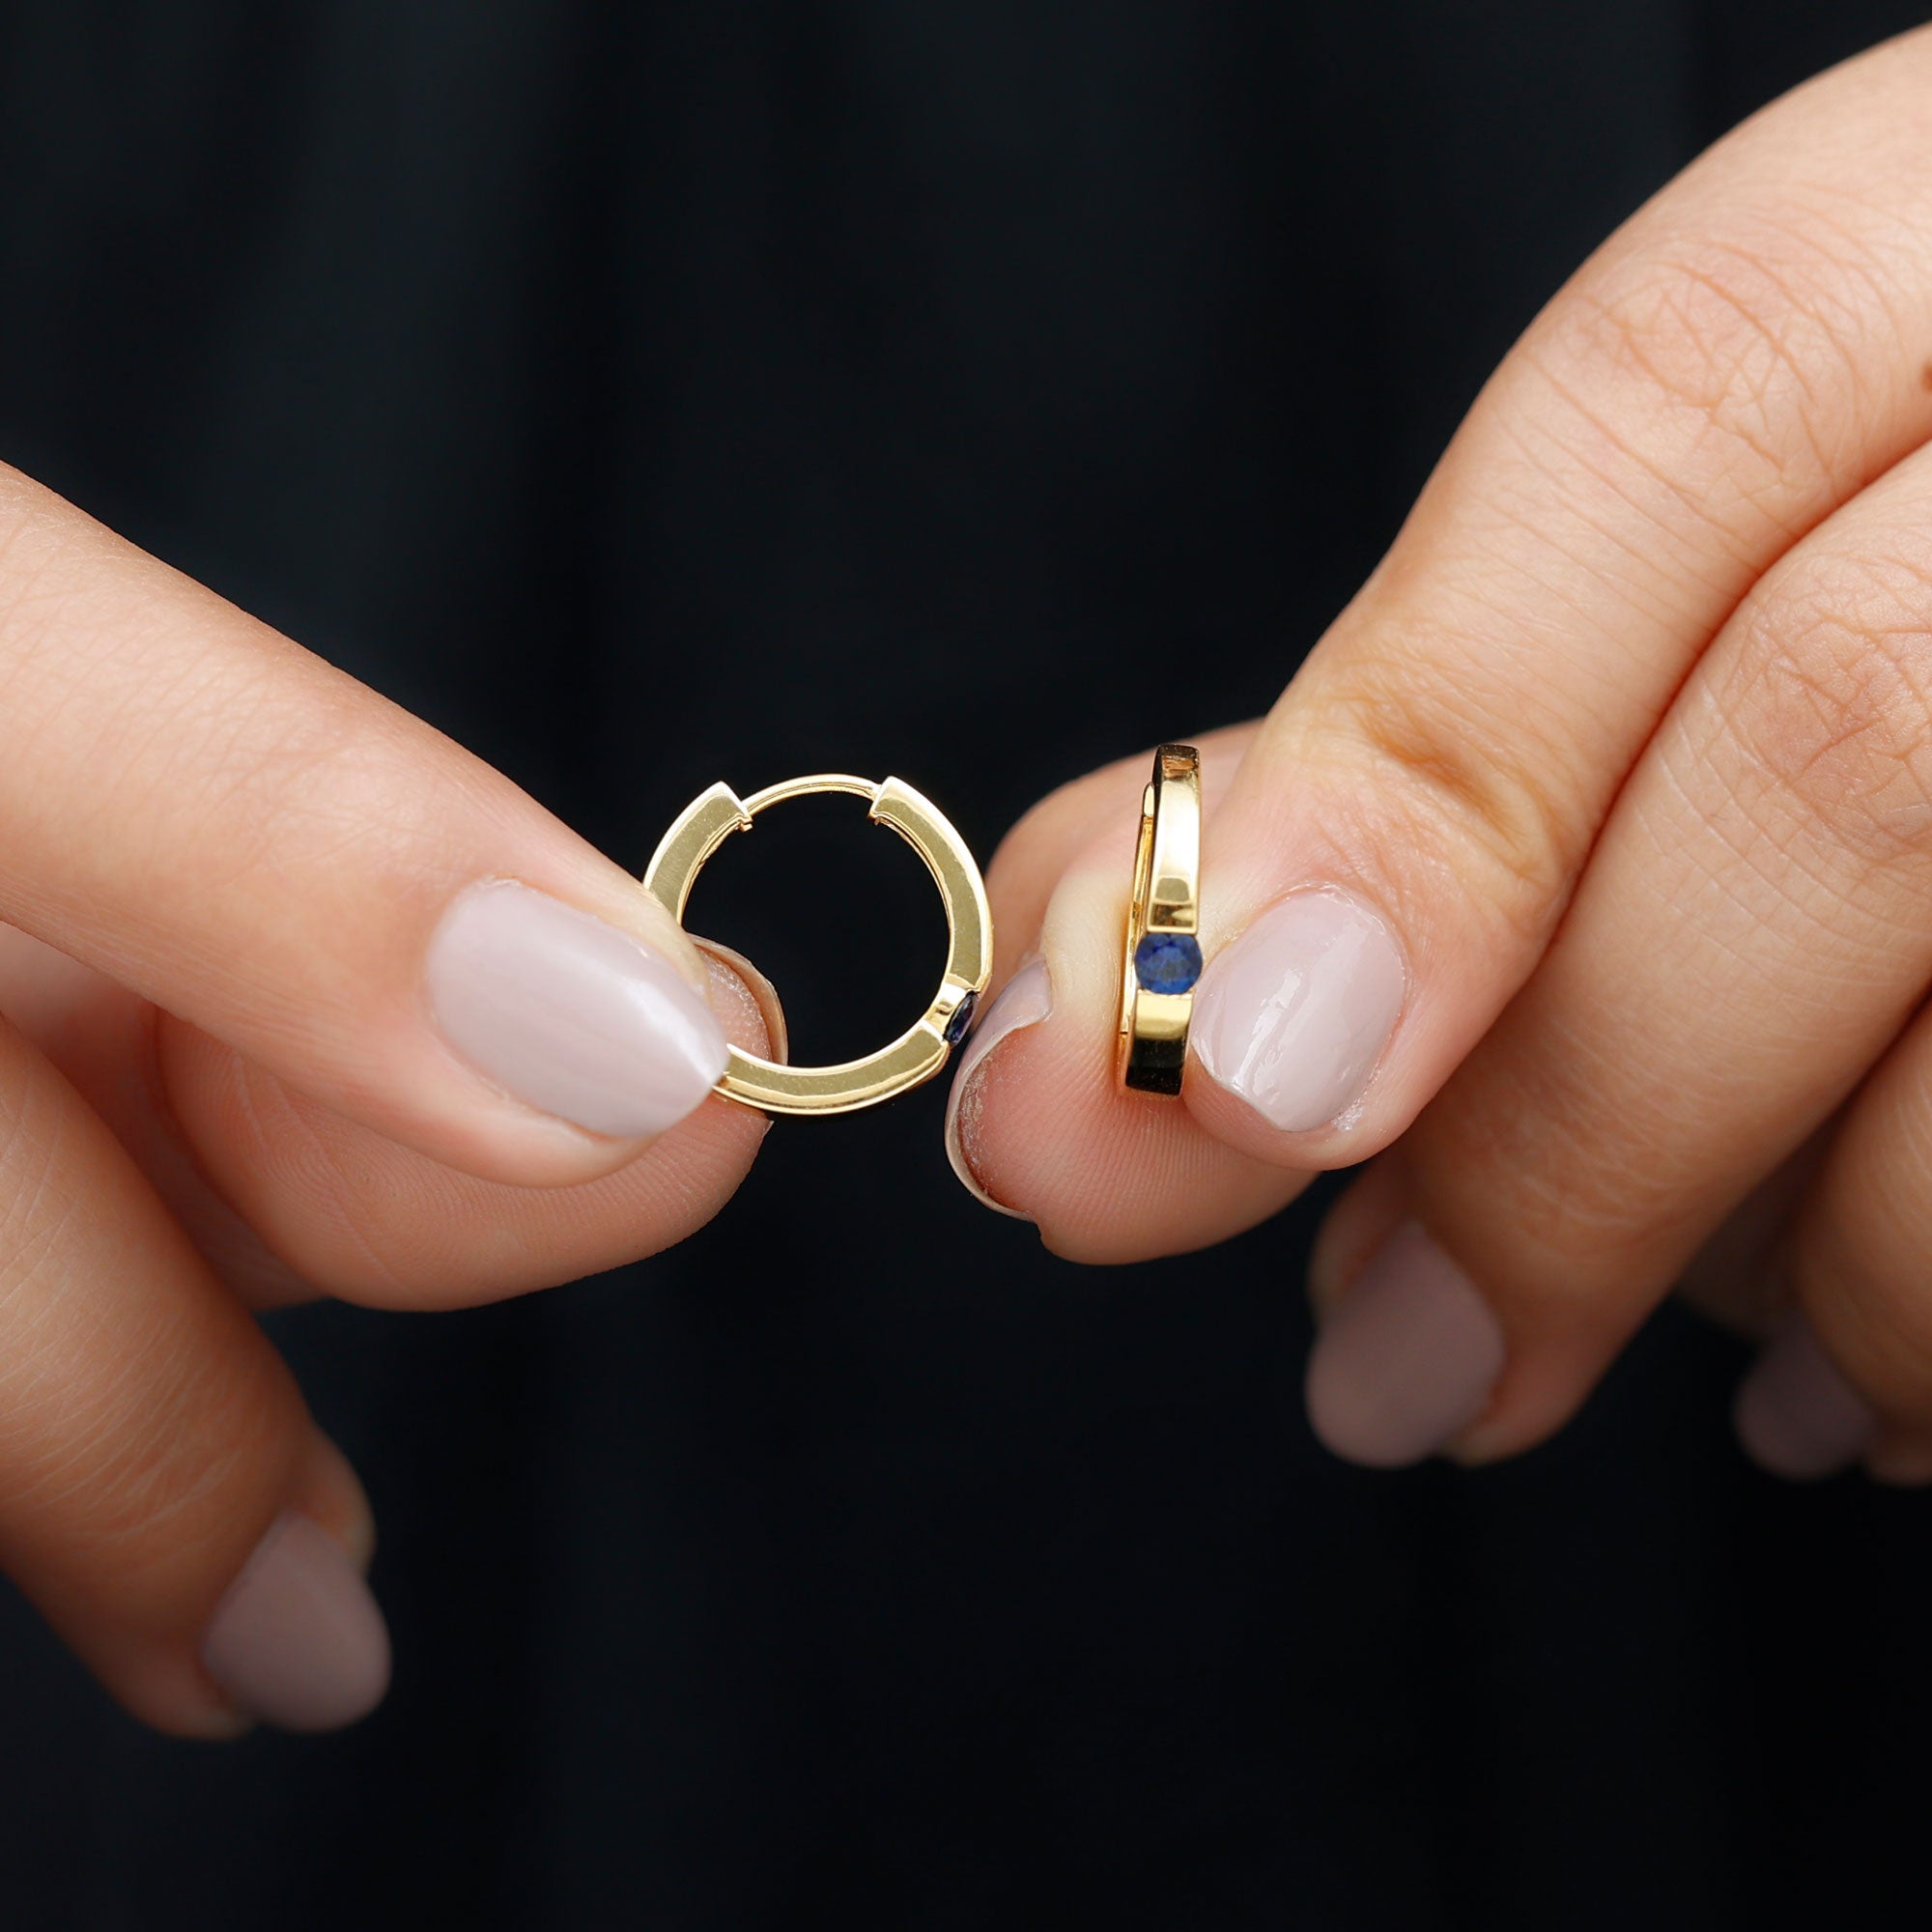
(1719, 546, 1932, 867)
(1321, 633, 1581, 937)
(1541, 221, 1883, 512)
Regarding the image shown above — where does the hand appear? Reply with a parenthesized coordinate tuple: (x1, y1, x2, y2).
(946, 27, 1932, 1482)
(0, 465, 774, 1733)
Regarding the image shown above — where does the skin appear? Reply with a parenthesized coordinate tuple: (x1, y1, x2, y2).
(959, 25, 1932, 1476)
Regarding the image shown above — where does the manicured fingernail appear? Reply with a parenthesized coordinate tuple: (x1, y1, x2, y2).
(1733, 1318, 1875, 1480)
(427, 877, 728, 1138)
(945, 956, 1052, 1219)
(1192, 887, 1406, 1132)
(1305, 1219, 1505, 1467)
(200, 1513, 391, 1732)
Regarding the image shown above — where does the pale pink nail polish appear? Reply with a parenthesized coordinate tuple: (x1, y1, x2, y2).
(427, 878, 728, 1138)
(1305, 1219, 1505, 1467)
(1192, 887, 1406, 1133)
(200, 1514, 391, 1732)
(944, 956, 1051, 1219)
(1733, 1317, 1874, 1481)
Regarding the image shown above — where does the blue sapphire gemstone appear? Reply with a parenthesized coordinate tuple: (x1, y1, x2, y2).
(1134, 931, 1202, 995)
(943, 989, 980, 1046)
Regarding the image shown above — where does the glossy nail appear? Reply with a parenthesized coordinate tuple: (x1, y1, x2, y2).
(427, 877, 728, 1138)
(1191, 887, 1406, 1133)
(944, 956, 1052, 1218)
(201, 1513, 391, 1732)
(1305, 1219, 1505, 1467)
(1733, 1317, 1875, 1480)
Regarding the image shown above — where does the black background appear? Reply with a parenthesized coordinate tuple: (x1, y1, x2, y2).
(0, 5, 1928, 1927)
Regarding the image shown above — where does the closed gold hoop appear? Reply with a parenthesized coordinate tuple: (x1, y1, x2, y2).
(643, 774, 993, 1116)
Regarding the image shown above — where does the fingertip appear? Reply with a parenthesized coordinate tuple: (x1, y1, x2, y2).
(1733, 1316, 1876, 1481)
(947, 729, 1316, 1258)
(104, 1500, 390, 1742)
(692, 935, 787, 1065)
(943, 955, 1053, 1221)
(946, 850, 1311, 1260)
(128, 1434, 388, 1740)
(1304, 1219, 1507, 1469)
(199, 1512, 392, 1734)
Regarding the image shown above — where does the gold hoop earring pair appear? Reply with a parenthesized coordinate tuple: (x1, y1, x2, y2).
(641, 743, 1200, 1118)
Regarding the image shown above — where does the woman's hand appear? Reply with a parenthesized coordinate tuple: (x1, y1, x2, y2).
(947, 26, 1932, 1482)
(0, 466, 775, 1733)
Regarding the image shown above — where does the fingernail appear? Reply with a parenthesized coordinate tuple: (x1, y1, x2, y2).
(427, 877, 729, 1138)
(944, 956, 1052, 1219)
(1733, 1317, 1875, 1480)
(1304, 1219, 1505, 1467)
(1192, 887, 1406, 1132)
(200, 1513, 391, 1732)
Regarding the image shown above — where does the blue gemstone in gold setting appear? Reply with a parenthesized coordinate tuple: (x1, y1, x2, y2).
(943, 989, 979, 1046)
(1133, 932, 1202, 995)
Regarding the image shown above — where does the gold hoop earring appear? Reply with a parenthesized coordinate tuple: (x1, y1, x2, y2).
(643, 774, 993, 1116)
(1117, 744, 1202, 1096)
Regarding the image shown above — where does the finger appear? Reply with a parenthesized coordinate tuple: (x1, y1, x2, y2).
(0, 1010, 387, 1735)
(1667, 1131, 1883, 1482)
(0, 919, 778, 1310)
(0, 465, 739, 1190)
(1731, 1315, 1877, 1483)
(1673, 1130, 1835, 1339)
(1772, 996, 1932, 1482)
(971, 26, 1932, 1243)
(1307, 428, 1932, 1465)
(1665, 1135, 1882, 1479)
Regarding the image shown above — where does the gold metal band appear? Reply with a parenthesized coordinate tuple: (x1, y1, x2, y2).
(642, 773, 993, 1116)
(1118, 744, 1202, 1096)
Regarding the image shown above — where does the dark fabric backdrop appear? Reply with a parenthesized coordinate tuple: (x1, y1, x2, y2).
(0, 5, 1926, 1927)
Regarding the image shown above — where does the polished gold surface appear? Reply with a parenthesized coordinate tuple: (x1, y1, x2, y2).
(1118, 744, 1202, 1096)
(643, 773, 993, 1116)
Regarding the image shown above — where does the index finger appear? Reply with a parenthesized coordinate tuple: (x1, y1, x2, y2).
(0, 465, 733, 1187)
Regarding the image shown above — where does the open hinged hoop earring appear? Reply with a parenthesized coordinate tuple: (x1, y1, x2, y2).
(1118, 744, 1202, 1096)
(642, 774, 993, 1117)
